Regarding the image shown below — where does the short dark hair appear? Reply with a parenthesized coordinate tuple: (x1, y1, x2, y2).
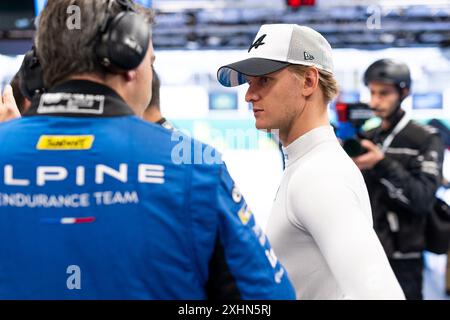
(148, 66, 160, 110)
(36, 0, 154, 88)
(10, 73, 28, 114)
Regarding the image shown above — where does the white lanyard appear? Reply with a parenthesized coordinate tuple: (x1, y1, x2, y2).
(380, 114, 410, 153)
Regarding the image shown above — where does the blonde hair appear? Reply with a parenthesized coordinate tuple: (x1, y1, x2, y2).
(288, 65, 339, 104)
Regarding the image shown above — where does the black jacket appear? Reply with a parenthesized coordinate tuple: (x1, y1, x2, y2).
(362, 114, 445, 257)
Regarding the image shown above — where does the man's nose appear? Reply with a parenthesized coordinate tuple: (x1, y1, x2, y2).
(245, 85, 259, 103)
(370, 94, 381, 109)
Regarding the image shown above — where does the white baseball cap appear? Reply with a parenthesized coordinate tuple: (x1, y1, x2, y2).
(217, 24, 334, 87)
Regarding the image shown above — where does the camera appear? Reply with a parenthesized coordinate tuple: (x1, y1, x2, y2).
(335, 102, 374, 157)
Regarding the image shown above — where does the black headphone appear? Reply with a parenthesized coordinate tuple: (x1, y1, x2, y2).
(94, 0, 151, 72)
(19, 0, 151, 100)
(18, 46, 45, 100)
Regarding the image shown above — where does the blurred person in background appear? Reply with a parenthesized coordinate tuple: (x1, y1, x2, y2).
(0, 84, 21, 122)
(143, 66, 174, 130)
(353, 59, 445, 299)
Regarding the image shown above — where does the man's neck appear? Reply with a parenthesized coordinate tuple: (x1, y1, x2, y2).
(280, 104, 329, 146)
(381, 119, 391, 131)
(143, 108, 162, 123)
(381, 108, 405, 132)
(69, 74, 110, 88)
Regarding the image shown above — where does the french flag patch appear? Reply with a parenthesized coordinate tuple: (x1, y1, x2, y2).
(41, 217, 96, 224)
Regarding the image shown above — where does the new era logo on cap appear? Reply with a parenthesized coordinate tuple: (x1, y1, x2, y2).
(304, 51, 314, 61)
(217, 24, 334, 87)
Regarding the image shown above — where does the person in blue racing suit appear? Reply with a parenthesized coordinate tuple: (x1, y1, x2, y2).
(0, 0, 295, 300)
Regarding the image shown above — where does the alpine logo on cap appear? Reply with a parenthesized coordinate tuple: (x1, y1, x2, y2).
(304, 51, 315, 61)
(248, 34, 266, 53)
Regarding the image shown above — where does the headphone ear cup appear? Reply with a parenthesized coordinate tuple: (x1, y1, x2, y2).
(18, 49, 45, 100)
(95, 11, 150, 72)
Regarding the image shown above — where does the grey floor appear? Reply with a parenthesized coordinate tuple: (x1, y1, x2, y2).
(423, 251, 449, 300)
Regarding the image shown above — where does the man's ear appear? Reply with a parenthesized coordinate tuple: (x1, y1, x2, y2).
(302, 67, 319, 97)
(400, 88, 410, 100)
(124, 70, 137, 82)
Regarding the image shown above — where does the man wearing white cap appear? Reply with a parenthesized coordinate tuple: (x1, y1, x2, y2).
(217, 24, 405, 300)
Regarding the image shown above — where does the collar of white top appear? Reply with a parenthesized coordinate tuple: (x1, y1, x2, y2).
(282, 125, 337, 168)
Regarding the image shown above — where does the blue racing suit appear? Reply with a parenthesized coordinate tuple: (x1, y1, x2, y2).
(0, 80, 295, 300)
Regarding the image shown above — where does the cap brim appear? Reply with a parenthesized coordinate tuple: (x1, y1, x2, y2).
(217, 58, 290, 87)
